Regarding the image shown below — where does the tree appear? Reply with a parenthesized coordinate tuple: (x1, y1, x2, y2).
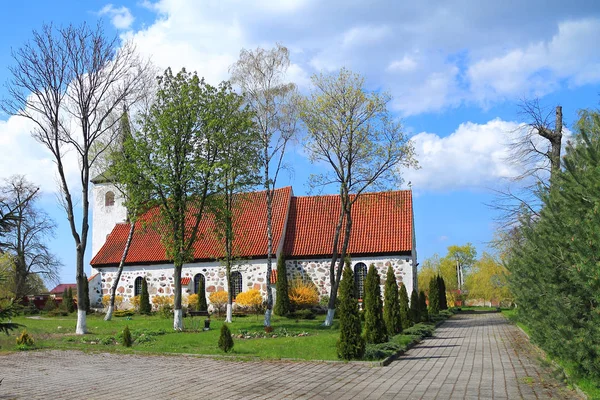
(506, 111, 600, 380)
(0, 273, 21, 336)
(101, 110, 151, 321)
(409, 289, 420, 325)
(399, 283, 411, 330)
(83, 274, 90, 314)
(0, 176, 60, 301)
(417, 263, 437, 297)
(446, 244, 477, 292)
(336, 260, 365, 360)
(218, 323, 234, 353)
(299, 68, 416, 326)
(2, 22, 150, 334)
(428, 276, 440, 315)
(209, 81, 261, 323)
(273, 254, 290, 316)
(230, 44, 299, 327)
(63, 287, 74, 313)
(465, 253, 511, 307)
(419, 290, 429, 322)
(139, 278, 151, 315)
(197, 279, 208, 312)
(121, 68, 223, 330)
(363, 264, 387, 344)
(383, 265, 402, 336)
(438, 276, 448, 310)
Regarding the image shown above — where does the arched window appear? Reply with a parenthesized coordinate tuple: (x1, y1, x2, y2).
(194, 273, 205, 294)
(231, 271, 242, 299)
(134, 277, 144, 296)
(105, 191, 115, 207)
(354, 263, 368, 300)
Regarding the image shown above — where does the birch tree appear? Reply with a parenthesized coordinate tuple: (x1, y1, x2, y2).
(299, 68, 417, 326)
(122, 68, 221, 330)
(2, 22, 150, 334)
(210, 82, 261, 323)
(229, 44, 298, 327)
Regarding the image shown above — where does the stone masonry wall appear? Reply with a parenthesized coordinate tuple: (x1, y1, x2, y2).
(92, 255, 415, 309)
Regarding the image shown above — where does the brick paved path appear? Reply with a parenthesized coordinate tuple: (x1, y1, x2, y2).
(0, 312, 581, 399)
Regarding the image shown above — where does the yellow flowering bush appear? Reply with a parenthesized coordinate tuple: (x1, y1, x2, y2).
(151, 295, 174, 311)
(288, 278, 319, 309)
(187, 294, 198, 309)
(130, 295, 140, 311)
(209, 291, 228, 315)
(235, 289, 263, 315)
(102, 295, 123, 310)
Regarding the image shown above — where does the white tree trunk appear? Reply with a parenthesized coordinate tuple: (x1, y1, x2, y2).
(264, 308, 272, 327)
(225, 303, 233, 323)
(104, 305, 114, 321)
(323, 308, 335, 326)
(173, 309, 183, 331)
(76, 309, 88, 334)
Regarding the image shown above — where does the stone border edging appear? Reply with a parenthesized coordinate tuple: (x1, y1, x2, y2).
(503, 313, 589, 400)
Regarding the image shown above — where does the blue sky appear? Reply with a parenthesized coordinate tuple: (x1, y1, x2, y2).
(1, 1, 600, 285)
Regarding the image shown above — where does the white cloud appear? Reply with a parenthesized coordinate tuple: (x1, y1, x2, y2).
(404, 119, 524, 191)
(99, 4, 135, 30)
(0, 115, 80, 195)
(387, 56, 418, 72)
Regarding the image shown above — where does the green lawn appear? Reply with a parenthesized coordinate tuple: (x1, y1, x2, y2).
(1, 314, 343, 360)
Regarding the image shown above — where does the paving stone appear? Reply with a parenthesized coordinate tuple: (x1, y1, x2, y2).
(0, 313, 583, 399)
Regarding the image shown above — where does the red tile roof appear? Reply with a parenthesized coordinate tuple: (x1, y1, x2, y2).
(91, 187, 293, 267)
(50, 284, 78, 294)
(270, 269, 277, 284)
(283, 191, 412, 257)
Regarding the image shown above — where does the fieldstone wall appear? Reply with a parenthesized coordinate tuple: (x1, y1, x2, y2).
(286, 256, 415, 298)
(91, 255, 416, 309)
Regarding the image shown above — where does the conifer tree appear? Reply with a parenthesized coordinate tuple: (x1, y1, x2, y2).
(336, 261, 365, 360)
(428, 276, 440, 315)
(383, 265, 402, 335)
(409, 289, 420, 325)
(139, 278, 151, 315)
(273, 255, 290, 316)
(197, 279, 208, 312)
(62, 288, 69, 311)
(438, 276, 448, 310)
(364, 264, 387, 344)
(218, 323, 234, 352)
(419, 290, 429, 322)
(399, 283, 411, 329)
(83, 274, 90, 314)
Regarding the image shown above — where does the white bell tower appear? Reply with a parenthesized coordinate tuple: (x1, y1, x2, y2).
(91, 176, 128, 259)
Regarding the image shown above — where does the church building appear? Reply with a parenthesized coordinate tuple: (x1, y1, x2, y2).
(88, 180, 418, 310)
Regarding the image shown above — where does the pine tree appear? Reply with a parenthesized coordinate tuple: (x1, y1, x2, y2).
(273, 255, 290, 316)
(364, 264, 387, 344)
(218, 323, 234, 352)
(438, 276, 448, 310)
(83, 274, 90, 314)
(428, 276, 440, 315)
(419, 290, 429, 322)
(139, 278, 151, 315)
(383, 265, 402, 336)
(67, 287, 75, 313)
(197, 279, 208, 312)
(336, 261, 365, 360)
(409, 289, 420, 325)
(399, 283, 411, 329)
(122, 325, 133, 347)
(62, 288, 69, 311)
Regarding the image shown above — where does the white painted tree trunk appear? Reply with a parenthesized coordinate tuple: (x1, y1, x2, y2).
(76, 309, 88, 334)
(104, 305, 114, 321)
(173, 309, 183, 331)
(225, 303, 233, 323)
(264, 308, 272, 327)
(323, 308, 335, 326)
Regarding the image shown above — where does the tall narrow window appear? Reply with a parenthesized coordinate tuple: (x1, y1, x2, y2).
(194, 273, 205, 294)
(134, 277, 143, 296)
(105, 191, 115, 207)
(354, 263, 367, 300)
(231, 271, 242, 299)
